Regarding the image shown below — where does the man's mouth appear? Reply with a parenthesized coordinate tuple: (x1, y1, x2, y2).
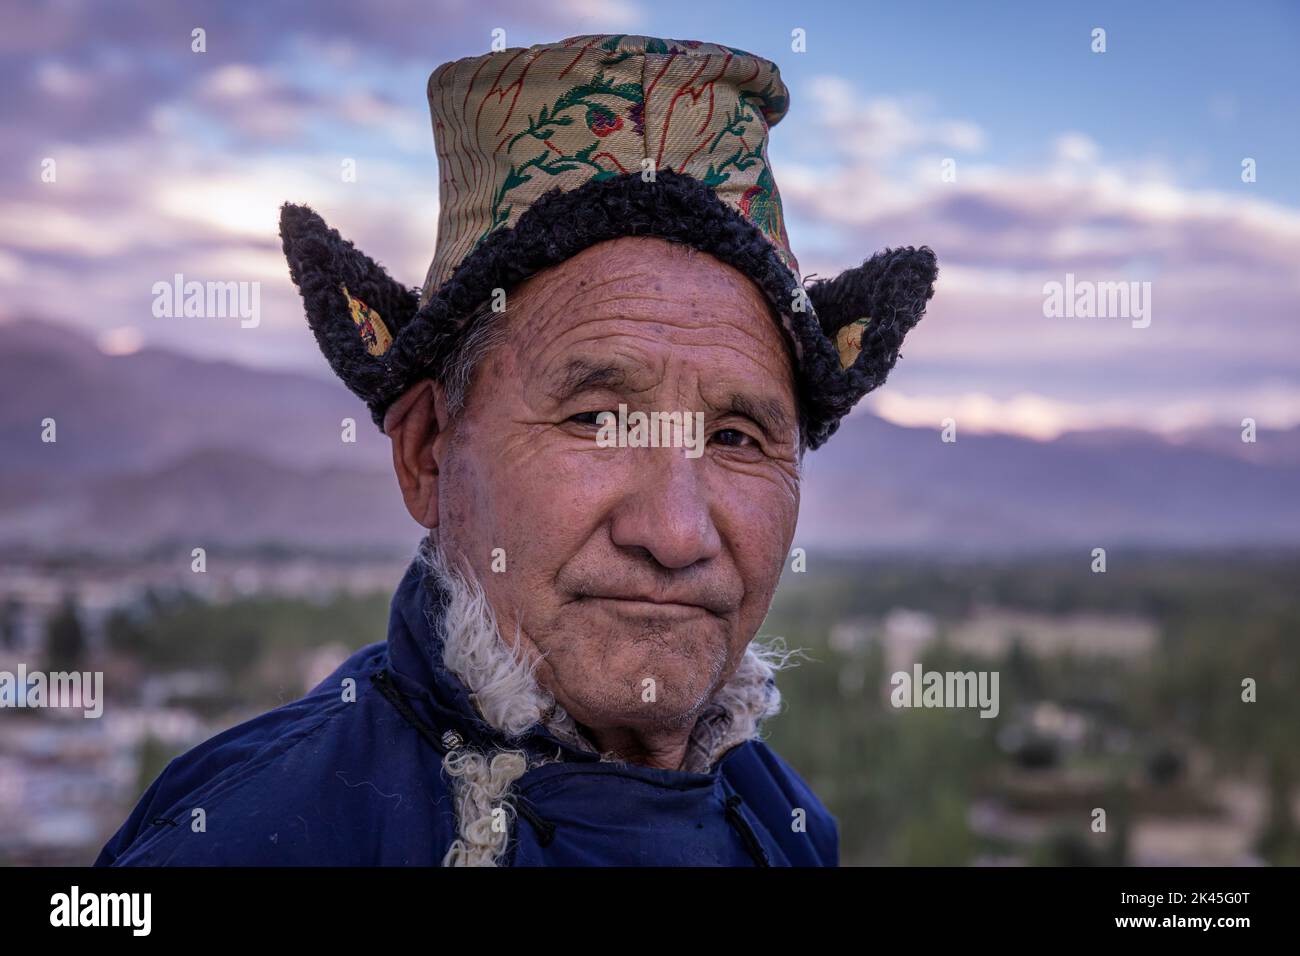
(574, 594, 721, 619)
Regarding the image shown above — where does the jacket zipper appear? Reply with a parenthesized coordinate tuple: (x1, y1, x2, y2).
(724, 793, 771, 866)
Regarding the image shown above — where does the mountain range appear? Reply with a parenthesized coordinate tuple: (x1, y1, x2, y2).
(2, 318, 1296, 556)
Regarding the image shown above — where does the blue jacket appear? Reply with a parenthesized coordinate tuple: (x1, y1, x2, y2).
(95, 557, 838, 866)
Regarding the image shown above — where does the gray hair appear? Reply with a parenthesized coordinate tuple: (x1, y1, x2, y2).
(436, 299, 512, 419)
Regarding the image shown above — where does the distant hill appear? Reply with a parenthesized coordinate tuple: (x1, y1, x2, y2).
(0, 317, 386, 477)
(802, 413, 1300, 552)
(0, 318, 412, 554)
(2, 317, 1297, 555)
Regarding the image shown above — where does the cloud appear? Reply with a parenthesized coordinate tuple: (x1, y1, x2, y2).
(0, 0, 646, 165)
(0, 1, 535, 366)
(0, 117, 439, 369)
(868, 385, 1300, 439)
(4, 11, 1295, 439)
(805, 76, 988, 162)
(779, 74, 1300, 434)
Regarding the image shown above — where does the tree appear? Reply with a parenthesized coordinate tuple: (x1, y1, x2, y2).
(45, 594, 85, 671)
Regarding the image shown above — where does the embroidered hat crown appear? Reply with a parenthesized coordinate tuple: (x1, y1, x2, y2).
(420, 34, 797, 301)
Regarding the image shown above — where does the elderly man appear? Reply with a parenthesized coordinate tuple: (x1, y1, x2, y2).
(97, 34, 936, 867)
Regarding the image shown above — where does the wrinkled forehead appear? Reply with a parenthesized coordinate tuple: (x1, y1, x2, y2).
(504, 236, 797, 387)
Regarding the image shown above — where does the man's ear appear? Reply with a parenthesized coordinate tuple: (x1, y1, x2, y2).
(384, 380, 448, 528)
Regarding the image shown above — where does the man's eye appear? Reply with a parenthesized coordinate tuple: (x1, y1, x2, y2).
(712, 428, 756, 448)
(569, 411, 614, 427)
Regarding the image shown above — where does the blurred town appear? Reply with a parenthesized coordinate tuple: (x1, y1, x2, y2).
(0, 552, 403, 864)
(3, 548, 1296, 866)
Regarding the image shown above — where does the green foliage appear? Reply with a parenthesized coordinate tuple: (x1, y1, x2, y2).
(760, 551, 1300, 865)
(106, 589, 388, 705)
(1, 597, 21, 649)
(44, 593, 85, 671)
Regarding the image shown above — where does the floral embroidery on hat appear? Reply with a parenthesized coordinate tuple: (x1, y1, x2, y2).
(586, 103, 623, 137)
(424, 35, 801, 297)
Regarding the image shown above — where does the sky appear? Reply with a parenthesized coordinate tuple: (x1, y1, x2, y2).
(3, 0, 1298, 439)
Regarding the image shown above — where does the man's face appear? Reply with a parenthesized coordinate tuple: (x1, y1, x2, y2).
(426, 236, 801, 746)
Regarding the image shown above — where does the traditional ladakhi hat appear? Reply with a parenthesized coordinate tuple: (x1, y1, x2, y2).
(279, 34, 938, 449)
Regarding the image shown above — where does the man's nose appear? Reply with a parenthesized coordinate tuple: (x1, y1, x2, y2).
(609, 448, 722, 570)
